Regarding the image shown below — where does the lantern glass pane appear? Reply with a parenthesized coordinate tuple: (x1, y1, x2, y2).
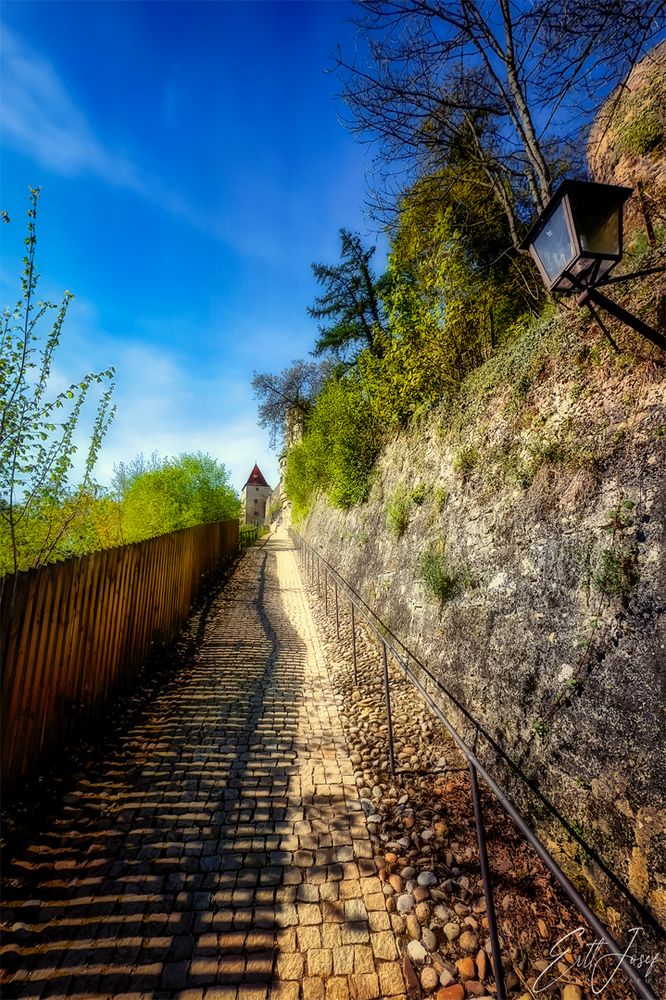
(573, 198, 620, 255)
(532, 202, 575, 281)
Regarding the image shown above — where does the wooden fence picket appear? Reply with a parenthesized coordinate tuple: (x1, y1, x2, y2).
(0, 518, 240, 795)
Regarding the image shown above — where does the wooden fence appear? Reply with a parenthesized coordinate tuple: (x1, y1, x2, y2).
(0, 518, 239, 796)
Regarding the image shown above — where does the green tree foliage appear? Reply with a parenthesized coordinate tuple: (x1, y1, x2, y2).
(400, 152, 542, 309)
(284, 373, 381, 521)
(117, 452, 240, 544)
(0, 188, 115, 576)
(359, 197, 531, 426)
(280, 159, 543, 511)
(308, 229, 387, 360)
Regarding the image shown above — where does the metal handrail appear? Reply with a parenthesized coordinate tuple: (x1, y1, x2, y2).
(306, 541, 661, 941)
(291, 528, 660, 1000)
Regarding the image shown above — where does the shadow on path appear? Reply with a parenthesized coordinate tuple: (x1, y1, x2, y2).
(1, 536, 400, 999)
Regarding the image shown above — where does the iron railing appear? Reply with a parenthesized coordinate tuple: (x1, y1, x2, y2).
(240, 524, 267, 548)
(291, 529, 661, 1000)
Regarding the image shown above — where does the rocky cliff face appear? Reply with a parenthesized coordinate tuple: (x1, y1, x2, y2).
(588, 42, 666, 240)
(292, 44, 666, 949)
(300, 331, 666, 942)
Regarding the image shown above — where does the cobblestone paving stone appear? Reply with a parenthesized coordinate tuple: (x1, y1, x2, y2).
(0, 530, 407, 999)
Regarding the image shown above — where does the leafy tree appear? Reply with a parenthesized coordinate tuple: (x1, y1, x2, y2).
(0, 188, 115, 576)
(284, 372, 381, 520)
(358, 211, 464, 426)
(119, 452, 240, 544)
(252, 359, 333, 449)
(308, 229, 387, 360)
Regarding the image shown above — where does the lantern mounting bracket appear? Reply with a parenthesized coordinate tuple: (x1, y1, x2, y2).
(568, 270, 666, 353)
(593, 264, 665, 289)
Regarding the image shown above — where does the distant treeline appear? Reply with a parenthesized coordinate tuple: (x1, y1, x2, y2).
(0, 451, 240, 577)
(1, 189, 241, 577)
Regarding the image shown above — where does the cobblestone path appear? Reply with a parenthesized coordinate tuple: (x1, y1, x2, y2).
(1, 531, 406, 1000)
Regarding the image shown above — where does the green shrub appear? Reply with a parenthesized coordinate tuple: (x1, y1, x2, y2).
(411, 483, 427, 505)
(452, 445, 480, 478)
(284, 437, 326, 523)
(387, 490, 410, 538)
(621, 113, 663, 155)
(284, 372, 381, 520)
(417, 544, 472, 603)
(593, 547, 639, 598)
(433, 486, 448, 513)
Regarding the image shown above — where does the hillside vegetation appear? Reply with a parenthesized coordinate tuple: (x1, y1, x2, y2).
(284, 220, 664, 526)
(276, 43, 666, 949)
(278, 36, 665, 524)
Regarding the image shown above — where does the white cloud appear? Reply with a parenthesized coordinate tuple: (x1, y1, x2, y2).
(0, 26, 224, 247)
(1, 24, 145, 189)
(0, 24, 357, 274)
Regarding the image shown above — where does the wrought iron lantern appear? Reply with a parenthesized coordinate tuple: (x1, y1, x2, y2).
(520, 180, 665, 351)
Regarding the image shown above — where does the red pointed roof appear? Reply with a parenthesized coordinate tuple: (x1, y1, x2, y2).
(244, 463, 270, 489)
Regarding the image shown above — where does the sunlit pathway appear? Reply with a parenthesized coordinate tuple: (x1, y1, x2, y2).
(1, 530, 406, 999)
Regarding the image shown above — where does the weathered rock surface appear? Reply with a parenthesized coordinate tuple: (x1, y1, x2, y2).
(588, 42, 666, 238)
(301, 325, 666, 946)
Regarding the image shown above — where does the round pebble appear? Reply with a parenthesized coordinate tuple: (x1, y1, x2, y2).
(397, 893, 416, 914)
(418, 870, 438, 887)
(406, 914, 422, 940)
(421, 967, 439, 991)
(459, 930, 479, 953)
(422, 927, 437, 951)
(407, 939, 427, 965)
(443, 922, 460, 942)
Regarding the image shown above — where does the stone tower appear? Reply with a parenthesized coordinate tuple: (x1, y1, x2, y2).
(241, 464, 272, 526)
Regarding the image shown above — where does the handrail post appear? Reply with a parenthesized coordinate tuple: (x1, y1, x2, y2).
(324, 569, 328, 615)
(382, 642, 396, 778)
(334, 580, 339, 639)
(350, 600, 358, 685)
(469, 762, 506, 1000)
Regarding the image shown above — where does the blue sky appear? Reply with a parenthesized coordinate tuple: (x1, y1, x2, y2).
(0, 0, 385, 494)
